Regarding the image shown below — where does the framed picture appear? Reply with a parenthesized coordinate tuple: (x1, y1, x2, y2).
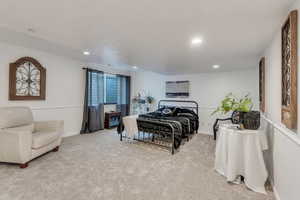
(281, 10, 297, 129)
(259, 57, 265, 113)
(166, 81, 189, 98)
(9, 57, 46, 100)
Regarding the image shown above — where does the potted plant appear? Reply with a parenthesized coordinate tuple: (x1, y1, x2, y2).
(212, 93, 253, 114)
(145, 96, 155, 112)
(146, 96, 154, 104)
(212, 93, 260, 129)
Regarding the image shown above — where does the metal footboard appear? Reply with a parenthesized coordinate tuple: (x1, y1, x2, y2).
(120, 118, 179, 154)
(138, 118, 177, 155)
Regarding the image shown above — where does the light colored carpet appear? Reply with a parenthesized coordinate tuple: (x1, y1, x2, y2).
(0, 130, 275, 200)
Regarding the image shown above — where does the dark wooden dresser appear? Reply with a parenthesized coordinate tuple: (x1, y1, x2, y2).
(104, 112, 121, 129)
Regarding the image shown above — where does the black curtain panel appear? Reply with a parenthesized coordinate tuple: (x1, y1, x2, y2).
(80, 68, 105, 134)
(116, 74, 131, 117)
(116, 74, 131, 134)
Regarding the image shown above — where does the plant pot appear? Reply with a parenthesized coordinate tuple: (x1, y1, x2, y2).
(242, 111, 260, 130)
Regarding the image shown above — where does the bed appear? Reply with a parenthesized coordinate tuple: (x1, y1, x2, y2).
(119, 100, 199, 154)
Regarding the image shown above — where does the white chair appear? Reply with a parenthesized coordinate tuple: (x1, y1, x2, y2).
(0, 107, 63, 168)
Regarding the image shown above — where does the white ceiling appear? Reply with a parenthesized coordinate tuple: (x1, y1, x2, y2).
(0, 0, 294, 74)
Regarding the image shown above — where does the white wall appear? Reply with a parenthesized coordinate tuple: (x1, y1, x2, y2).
(131, 70, 166, 111)
(165, 69, 259, 134)
(131, 69, 259, 135)
(262, 1, 300, 200)
(0, 42, 130, 137)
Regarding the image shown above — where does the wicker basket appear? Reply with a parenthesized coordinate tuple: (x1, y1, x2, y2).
(243, 111, 260, 130)
(231, 111, 246, 124)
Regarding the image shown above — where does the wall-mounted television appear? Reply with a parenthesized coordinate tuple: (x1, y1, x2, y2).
(166, 81, 189, 98)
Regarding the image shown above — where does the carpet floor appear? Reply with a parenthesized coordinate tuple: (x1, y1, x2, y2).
(0, 130, 275, 200)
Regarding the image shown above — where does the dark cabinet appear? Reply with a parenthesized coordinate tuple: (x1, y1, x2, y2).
(104, 112, 121, 129)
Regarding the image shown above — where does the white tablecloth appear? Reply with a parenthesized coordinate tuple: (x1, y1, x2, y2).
(123, 115, 139, 138)
(215, 124, 268, 194)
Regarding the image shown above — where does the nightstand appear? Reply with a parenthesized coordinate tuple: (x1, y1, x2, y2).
(104, 112, 121, 129)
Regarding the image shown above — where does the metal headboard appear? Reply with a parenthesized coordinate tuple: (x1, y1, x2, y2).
(158, 100, 199, 115)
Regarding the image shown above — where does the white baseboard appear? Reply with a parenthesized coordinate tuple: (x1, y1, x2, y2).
(272, 185, 281, 200)
(270, 180, 281, 200)
(62, 131, 80, 138)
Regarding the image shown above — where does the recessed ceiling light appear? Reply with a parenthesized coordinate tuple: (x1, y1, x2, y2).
(132, 66, 138, 69)
(83, 51, 90, 55)
(213, 65, 220, 69)
(191, 37, 203, 45)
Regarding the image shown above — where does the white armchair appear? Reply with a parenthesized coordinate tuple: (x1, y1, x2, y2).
(0, 107, 63, 168)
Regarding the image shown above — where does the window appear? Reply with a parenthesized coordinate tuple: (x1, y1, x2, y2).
(88, 73, 127, 105)
(104, 74, 118, 104)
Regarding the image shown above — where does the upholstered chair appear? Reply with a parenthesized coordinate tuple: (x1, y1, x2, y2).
(0, 107, 63, 168)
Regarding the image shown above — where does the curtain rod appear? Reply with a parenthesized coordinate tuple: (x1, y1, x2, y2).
(82, 67, 130, 77)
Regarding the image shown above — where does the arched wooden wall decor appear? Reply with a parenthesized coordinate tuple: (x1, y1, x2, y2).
(9, 57, 46, 100)
(259, 57, 265, 113)
(281, 10, 297, 129)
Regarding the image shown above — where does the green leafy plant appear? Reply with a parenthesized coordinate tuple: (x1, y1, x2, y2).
(146, 96, 155, 104)
(212, 93, 253, 115)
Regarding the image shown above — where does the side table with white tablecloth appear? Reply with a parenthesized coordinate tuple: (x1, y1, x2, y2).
(214, 124, 268, 194)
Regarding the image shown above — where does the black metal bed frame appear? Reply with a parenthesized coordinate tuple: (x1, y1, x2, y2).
(158, 100, 199, 115)
(120, 100, 199, 154)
